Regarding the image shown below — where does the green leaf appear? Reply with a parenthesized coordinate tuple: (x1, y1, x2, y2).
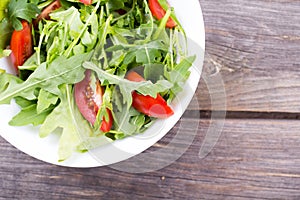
(50, 7, 85, 40)
(0, 71, 23, 101)
(77, 136, 113, 152)
(0, 53, 92, 105)
(14, 96, 35, 108)
(144, 63, 165, 82)
(39, 84, 94, 161)
(8, 0, 40, 30)
(49, 2, 101, 57)
(9, 104, 53, 126)
(165, 56, 196, 101)
(0, 18, 13, 51)
(37, 89, 59, 114)
(130, 114, 146, 133)
(108, 40, 169, 65)
(113, 106, 140, 136)
(173, 55, 196, 80)
(135, 47, 162, 64)
(108, 0, 124, 10)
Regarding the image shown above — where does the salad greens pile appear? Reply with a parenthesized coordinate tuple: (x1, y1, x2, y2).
(0, 0, 195, 161)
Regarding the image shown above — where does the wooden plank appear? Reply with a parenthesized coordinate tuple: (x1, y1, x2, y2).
(1, 118, 300, 199)
(190, 0, 300, 112)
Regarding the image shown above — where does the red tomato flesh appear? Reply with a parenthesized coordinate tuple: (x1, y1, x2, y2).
(74, 70, 113, 132)
(126, 71, 174, 118)
(148, 0, 176, 28)
(10, 21, 33, 72)
(80, 0, 92, 5)
(37, 0, 61, 21)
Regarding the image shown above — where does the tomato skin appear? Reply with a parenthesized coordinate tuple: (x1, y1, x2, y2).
(10, 21, 33, 72)
(38, 0, 61, 21)
(125, 70, 146, 82)
(132, 91, 174, 118)
(79, 0, 92, 5)
(74, 70, 113, 132)
(148, 0, 176, 28)
(126, 71, 174, 118)
(100, 109, 113, 132)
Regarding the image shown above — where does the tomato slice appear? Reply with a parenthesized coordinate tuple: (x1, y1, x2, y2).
(148, 0, 176, 28)
(79, 0, 92, 5)
(39, 0, 61, 20)
(10, 20, 33, 72)
(74, 70, 113, 132)
(126, 71, 174, 118)
(33, 0, 61, 27)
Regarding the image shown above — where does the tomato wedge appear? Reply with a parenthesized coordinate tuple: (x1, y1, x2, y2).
(148, 0, 176, 28)
(39, 0, 61, 20)
(126, 71, 174, 118)
(34, 0, 61, 27)
(10, 21, 33, 72)
(74, 70, 113, 132)
(79, 0, 92, 5)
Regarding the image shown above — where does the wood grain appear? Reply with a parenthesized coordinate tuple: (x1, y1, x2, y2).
(1, 118, 300, 199)
(192, 0, 300, 113)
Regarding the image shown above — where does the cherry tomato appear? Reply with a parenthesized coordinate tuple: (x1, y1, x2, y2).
(10, 21, 33, 72)
(148, 0, 176, 28)
(79, 0, 92, 5)
(74, 70, 113, 132)
(126, 71, 174, 118)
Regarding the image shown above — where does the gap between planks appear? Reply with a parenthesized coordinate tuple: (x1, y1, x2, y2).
(183, 110, 300, 120)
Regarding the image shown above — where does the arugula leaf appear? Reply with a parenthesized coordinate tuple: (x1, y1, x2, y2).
(171, 55, 196, 81)
(111, 89, 151, 137)
(165, 55, 196, 101)
(0, 18, 13, 52)
(77, 135, 113, 152)
(49, 2, 101, 57)
(9, 104, 54, 126)
(144, 63, 164, 82)
(0, 69, 23, 93)
(113, 106, 141, 136)
(108, 40, 169, 65)
(37, 89, 58, 114)
(8, 95, 53, 126)
(8, 0, 40, 30)
(50, 7, 85, 41)
(108, 0, 125, 10)
(39, 84, 94, 161)
(14, 96, 35, 108)
(0, 53, 92, 104)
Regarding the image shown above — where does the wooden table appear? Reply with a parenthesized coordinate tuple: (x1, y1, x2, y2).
(1, 0, 300, 199)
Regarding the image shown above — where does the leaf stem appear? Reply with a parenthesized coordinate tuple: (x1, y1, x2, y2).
(153, 8, 171, 40)
(112, 0, 137, 23)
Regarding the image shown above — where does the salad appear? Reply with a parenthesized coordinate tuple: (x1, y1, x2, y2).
(0, 0, 195, 161)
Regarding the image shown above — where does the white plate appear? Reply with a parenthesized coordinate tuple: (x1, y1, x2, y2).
(0, 0, 205, 168)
